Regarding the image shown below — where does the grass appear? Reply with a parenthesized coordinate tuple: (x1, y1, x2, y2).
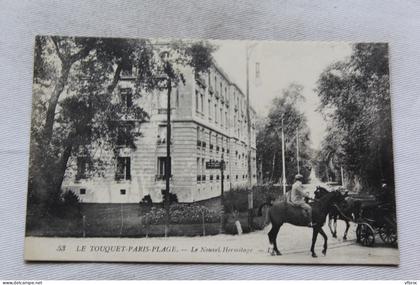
(25, 187, 281, 238)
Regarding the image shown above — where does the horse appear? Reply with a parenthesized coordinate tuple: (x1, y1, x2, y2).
(267, 190, 345, 257)
(314, 186, 360, 240)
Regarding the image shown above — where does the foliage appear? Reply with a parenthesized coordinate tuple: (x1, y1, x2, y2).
(256, 83, 312, 184)
(315, 43, 393, 191)
(29, 36, 216, 214)
(143, 204, 220, 225)
(223, 185, 288, 213)
(140, 194, 153, 206)
(164, 192, 179, 204)
(223, 187, 250, 212)
(62, 190, 80, 207)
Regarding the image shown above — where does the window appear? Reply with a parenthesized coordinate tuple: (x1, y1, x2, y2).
(158, 90, 167, 110)
(202, 158, 205, 181)
(225, 111, 228, 128)
(176, 88, 180, 108)
(200, 93, 204, 114)
(195, 90, 200, 113)
(76, 157, 90, 180)
(208, 131, 212, 149)
(117, 122, 135, 147)
(220, 108, 223, 126)
(80, 188, 86, 195)
(208, 99, 211, 119)
(197, 157, 200, 182)
(115, 157, 131, 180)
(157, 125, 167, 144)
(121, 61, 133, 77)
(157, 157, 168, 180)
(256, 62, 260, 79)
(196, 127, 201, 148)
(214, 103, 217, 122)
(120, 88, 133, 108)
(120, 189, 126, 195)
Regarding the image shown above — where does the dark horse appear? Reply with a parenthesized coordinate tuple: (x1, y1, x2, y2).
(267, 190, 345, 257)
(314, 186, 359, 240)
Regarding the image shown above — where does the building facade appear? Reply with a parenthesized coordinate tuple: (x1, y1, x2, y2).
(63, 61, 257, 203)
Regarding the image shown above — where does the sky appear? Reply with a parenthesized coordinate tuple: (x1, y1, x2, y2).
(212, 40, 353, 149)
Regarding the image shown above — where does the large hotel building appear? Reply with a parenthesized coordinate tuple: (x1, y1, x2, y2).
(63, 60, 257, 203)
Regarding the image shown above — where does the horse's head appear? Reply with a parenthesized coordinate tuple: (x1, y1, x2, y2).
(314, 186, 329, 199)
(331, 190, 347, 205)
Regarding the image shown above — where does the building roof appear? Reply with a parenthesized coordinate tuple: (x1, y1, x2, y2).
(211, 59, 256, 115)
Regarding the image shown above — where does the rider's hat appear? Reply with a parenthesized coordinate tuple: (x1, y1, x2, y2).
(295, 174, 303, 181)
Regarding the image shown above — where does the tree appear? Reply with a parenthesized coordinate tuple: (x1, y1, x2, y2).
(256, 83, 312, 185)
(28, 36, 216, 214)
(316, 43, 393, 192)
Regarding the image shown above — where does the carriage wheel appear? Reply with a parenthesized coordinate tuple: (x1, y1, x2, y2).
(379, 226, 397, 246)
(356, 224, 361, 243)
(359, 223, 375, 247)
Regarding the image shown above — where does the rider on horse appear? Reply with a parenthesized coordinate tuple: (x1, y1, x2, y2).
(290, 174, 313, 227)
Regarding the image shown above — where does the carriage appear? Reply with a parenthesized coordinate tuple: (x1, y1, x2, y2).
(313, 186, 398, 247)
(354, 198, 398, 247)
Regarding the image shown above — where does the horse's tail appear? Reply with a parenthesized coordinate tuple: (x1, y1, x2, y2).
(257, 201, 272, 216)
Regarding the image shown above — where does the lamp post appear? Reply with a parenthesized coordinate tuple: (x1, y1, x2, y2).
(220, 154, 225, 233)
(281, 118, 286, 195)
(246, 42, 257, 229)
(296, 126, 300, 175)
(162, 52, 172, 238)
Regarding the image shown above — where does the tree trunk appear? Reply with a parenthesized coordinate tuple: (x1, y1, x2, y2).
(44, 36, 94, 144)
(43, 63, 71, 144)
(52, 63, 123, 193)
(54, 143, 74, 193)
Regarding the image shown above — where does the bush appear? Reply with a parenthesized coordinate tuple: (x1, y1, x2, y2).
(47, 190, 81, 219)
(63, 190, 80, 207)
(140, 195, 153, 207)
(223, 185, 290, 214)
(143, 203, 220, 225)
(223, 187, 250, 213)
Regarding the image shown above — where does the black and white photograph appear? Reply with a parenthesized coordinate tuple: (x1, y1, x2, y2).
(24, 36, 398, 265)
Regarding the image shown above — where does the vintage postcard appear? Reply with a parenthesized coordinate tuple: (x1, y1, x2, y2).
(25, 36, 399, 264)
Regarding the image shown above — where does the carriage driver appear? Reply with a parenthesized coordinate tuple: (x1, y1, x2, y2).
(291, 174, 313, 227)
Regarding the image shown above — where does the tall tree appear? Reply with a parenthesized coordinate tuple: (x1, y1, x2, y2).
(316, 43, 393, 191)
(29, 36, 215, 213)
(256, 83, 312, 184)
